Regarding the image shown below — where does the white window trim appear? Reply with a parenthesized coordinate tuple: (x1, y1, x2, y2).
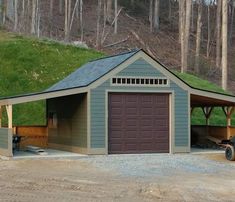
(110, 76, 169, 87)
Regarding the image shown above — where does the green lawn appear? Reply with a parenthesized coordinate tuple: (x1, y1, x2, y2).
(0, 30, 103, 126)
(173, 71, 231, 95)
(173, 71, 234, 126)
(0, 30, 233, 126)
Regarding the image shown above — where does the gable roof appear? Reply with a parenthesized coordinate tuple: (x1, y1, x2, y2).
(1, 49, 235, 107)
(46, 49, 140, 92)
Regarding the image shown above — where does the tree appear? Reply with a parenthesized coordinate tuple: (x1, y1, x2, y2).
(49, 0, 54, 37)
(153, 0, 160, 31)
(64, 0, 71, 41)
(114, 0, 118, 34)
(221, 0, 228, 90)
(106, 0, 112, 23)
(96, 0, 102, 48)
(206, 1, 211, 58)
(31, 0, 36, 34)
(149, 0, 153, 32)
(229, 0, 234, 47)
(195, 0, 203, 73)
(216, 0, 222, 68)
(59, 0, 63, 15)
(79, 0, 83, 41)
(0, 0, 3, 25)
(179, 0, 192, 73)
(14, 0, 18, 31)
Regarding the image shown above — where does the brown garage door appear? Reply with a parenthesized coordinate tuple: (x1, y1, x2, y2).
(108, 93, 169, 154)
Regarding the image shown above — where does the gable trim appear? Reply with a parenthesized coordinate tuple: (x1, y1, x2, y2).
(89, 51, 190, 91)
(0, 87, 88, 105)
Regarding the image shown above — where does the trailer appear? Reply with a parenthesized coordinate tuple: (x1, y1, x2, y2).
(207, 136, 235, 161)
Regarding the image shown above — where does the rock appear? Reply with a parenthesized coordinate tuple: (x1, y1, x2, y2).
(72, 41, 89, 49)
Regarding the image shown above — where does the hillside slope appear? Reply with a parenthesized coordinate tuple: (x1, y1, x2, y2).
(0, 31, 103, 125)
(0, 31, 233, 126)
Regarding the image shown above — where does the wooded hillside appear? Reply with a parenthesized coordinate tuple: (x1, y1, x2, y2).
(0, 0, 235, 93)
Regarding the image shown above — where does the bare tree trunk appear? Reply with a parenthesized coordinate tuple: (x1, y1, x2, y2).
(229, 1, 234, 47)
(59, 0, 63, 15)
(221, 0, 228, 90)
(195, 0, 203, 73)
(36, 0, 40, 38)
(64, 0, 68, 41)
(207, 1, 211, 58)
(64, 0, 71, 41)
(14, 0, 18, 31)
(149, 0, 153, 32)
(22, 0, 25, 17)
(80, 0, 83, 41)
(179, 0, 186, 72)
(216, 0, 222, 68)
(0, 0, 3, 25)
(168, 0, 172, 21)
(179, 0, 185, 44)
(49, 0, 54, 37)
(96, 0, 102, 48)
(70, 0, 79, 31)
(191, 1, 194, 31)
(107, 0, 112, 23)
(114, 0, 118, 34)
(2, 0, 6, 25)
(153, 0, 160, 32)
(181, 0, 192, 73)
(31, 0, 36, 34)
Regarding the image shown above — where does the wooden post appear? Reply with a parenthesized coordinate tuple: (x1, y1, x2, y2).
(222, 106, 235, 139)
(202, 107, 213, 125)
(6, 105, 12, 129)
(0, 106, 2, 128)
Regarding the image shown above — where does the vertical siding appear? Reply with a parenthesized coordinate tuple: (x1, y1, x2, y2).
(0, 128, 12, 157)
(47, 93, 87, 148)
(0, 128, 9, 149)
(90, 59, 189, 149)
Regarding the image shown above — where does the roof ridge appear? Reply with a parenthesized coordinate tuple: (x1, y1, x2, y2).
(89, 48, 141, 63)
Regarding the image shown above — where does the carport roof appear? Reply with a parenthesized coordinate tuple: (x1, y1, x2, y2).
(0, 49, 235, 107)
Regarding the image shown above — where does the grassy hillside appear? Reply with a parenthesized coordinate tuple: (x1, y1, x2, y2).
(0, 30, 233, 126)
(0, 31, 103, 125)
(173, 71, 231, 95)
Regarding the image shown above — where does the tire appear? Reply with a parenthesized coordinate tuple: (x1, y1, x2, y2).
(225, 145, 235, 161)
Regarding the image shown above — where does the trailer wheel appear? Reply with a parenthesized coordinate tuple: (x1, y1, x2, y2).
(225, 145, 235, 161)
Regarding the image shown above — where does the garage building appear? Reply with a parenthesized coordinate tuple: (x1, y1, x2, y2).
(1, 49, 235, 156)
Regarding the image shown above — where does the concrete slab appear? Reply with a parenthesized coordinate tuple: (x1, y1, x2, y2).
(191, 147, 225, 154)
(13, 149, 87, 159)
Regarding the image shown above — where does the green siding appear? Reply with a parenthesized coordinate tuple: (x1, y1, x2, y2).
(90, 59, 189, 149)
(47, 93, 87, 148)
(117, 59, 164, 77)
(0, 128, 9, 149)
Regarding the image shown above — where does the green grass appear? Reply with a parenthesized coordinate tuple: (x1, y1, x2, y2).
(0, 30, 233, 126)
(173, 72, 234, 126)
(0, 30, 104, 126)
(173, 71, 231, 95)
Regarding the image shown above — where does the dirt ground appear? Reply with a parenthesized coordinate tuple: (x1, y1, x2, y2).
(0, 153, 235, 202)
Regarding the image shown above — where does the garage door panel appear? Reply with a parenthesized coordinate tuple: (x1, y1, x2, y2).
(125, 131, 138, 138)
(108, 93, 169, 154)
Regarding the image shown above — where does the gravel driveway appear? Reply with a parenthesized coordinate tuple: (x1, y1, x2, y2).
(0, 153, 234, 202)
(80, 153, 235, 178)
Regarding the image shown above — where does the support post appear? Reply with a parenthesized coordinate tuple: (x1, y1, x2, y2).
(0, 106, 2, 128)
(6, 105, 12, 129)
(222, 106, 235, 139)
(202, 107, 213, 125)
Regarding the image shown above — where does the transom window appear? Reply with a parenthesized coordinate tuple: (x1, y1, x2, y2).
(111, 77, 169, 86)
